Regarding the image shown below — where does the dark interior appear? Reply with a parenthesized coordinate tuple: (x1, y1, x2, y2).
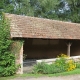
(23, 38, 80, 59)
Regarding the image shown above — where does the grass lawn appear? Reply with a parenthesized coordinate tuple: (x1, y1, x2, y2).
(0, 69, 80, 80)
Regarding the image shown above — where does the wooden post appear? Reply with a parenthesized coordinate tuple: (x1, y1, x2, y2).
(67, 42, 72, 57)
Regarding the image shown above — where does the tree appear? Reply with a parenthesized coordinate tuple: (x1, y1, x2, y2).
(67, 0, 80, 23)
(55, 0, 80, 23)
(0, 0, 14, 14)
(0, 0, 59, 19)
(0, 0, 80, 23)
(33, 0, 59, 19)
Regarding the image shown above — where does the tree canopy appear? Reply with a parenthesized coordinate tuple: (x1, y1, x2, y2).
(0, 0, 80, 22)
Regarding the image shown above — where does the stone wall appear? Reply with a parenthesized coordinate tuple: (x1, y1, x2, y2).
(36, 56, 80, 64)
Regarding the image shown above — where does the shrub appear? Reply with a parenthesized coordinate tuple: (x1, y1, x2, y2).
(55, 57, 67, 72)
(57, 53, 76, 72)
(42, 63, 60, 74)
(33, 54, 76, 74)
(0, 14, 17, 76)
(0, 52, 17, 76)
(33, 62, 50, 74)
(76, 62, 80, 69)
(66, 59, 76, 71)
(33, 57, 67, 74)
(33, 62, 61, 74)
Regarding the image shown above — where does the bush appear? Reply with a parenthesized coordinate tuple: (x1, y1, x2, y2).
(33, 62, 61, 74)
(0, 52, 17, 76)
(57, 53, 76, 72)
(33, 62, 45, 74)
(33, 58, 67, 74)
(0, 14, 17, 76)
(66, 59, 76, 71)
(76, 63, 80, 69)
(55, 57, 76, 72)
(33, 54, 76, 74)
(55, 57, 67, 72)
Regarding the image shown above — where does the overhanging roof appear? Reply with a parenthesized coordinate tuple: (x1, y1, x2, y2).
(5, 13, 80, 39)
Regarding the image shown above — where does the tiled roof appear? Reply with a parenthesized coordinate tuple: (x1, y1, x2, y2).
(5, 13, 80, 39)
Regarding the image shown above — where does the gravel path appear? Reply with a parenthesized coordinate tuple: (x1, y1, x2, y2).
(11, 74, 80, 80)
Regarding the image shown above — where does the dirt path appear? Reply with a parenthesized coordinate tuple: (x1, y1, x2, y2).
(11, 74, 80, 80)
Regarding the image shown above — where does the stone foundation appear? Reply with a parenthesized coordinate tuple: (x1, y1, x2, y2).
(36, 56, 80, 64)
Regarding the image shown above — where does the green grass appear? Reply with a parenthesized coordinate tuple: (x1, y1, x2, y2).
(47, 69, 80, 77)
(0, 69, 80, 80)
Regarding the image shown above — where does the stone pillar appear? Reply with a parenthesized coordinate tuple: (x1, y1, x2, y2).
(67, 42, 72, 57)
(20, 44, 23, 74)
(16, 44, 23, 74)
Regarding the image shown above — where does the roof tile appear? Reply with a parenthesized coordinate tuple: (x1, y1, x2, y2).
(5, 13, 80, 39)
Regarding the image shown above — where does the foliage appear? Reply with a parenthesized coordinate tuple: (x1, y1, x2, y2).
(55, 57, 67, 72)
(0, 0, 80, 23)
(55, 0, 80, 23)
(33, 62, 46, 74)
(0, 0, 59, 19)
(0, 14, 17, 76)
(11, 40, 23, 56)
(66, 59, 76, 71)
(57, 53, 69, 58)
(10, 40, 24, 67)
(23, 54, 27, 60)
(76, 63, 80, 69)
(33, 54, 76, 74)
(33, 62, 59, 74)
(56, 54, 76, 72)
